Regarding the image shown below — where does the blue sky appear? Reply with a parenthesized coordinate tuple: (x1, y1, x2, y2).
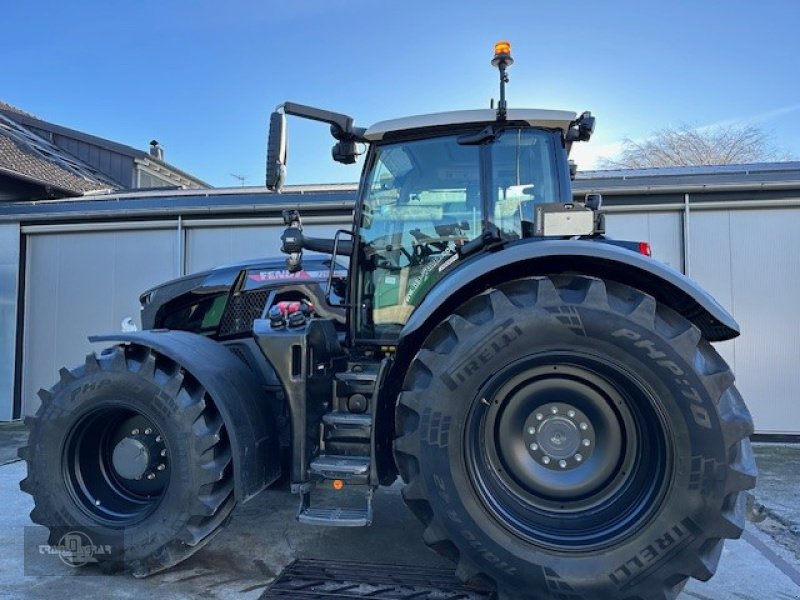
(3, 1, 799, 186)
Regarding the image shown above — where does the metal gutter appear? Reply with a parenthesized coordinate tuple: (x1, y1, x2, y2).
(573, 179, 800, 196)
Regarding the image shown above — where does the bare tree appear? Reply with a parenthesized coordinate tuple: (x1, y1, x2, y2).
(598, 123, 793, 169)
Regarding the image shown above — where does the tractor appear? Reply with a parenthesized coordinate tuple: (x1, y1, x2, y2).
(20, 42, 756, 600)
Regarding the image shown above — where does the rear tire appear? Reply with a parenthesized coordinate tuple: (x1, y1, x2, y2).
(394, 275, 756, 600)
(19, 344, 236, 576)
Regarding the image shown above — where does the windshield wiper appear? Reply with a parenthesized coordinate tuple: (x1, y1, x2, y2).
(457, 125, 496, 145)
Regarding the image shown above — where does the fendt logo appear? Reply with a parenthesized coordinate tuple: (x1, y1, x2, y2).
(440, 319, 523, 391)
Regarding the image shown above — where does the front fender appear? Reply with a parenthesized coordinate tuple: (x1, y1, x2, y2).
(89, 330, 280, 502)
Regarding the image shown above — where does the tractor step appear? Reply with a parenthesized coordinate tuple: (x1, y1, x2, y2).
(310, 454, 370, 483)
(296, 487, 374, 527)
(322, 411, 372, 439)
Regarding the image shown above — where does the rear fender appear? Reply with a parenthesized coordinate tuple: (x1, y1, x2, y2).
(89, 330, 280, 502)
(401, 238, 738, 351)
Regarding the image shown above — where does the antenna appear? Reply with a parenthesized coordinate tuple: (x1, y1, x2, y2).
(230, 173, 247, 187)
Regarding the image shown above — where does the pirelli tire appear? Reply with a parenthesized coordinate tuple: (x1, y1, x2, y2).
(394, 275, 756, 600)
(19, 344, 237, 577)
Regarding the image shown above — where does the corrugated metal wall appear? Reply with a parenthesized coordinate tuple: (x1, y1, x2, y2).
(20, 219, 349, 416)
(16, 206, 800, 434)
(689, 208, 800, 434)
(22, 228, 179, 415)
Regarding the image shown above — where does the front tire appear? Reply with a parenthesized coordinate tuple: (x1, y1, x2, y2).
(394, 275, 756, 600)
(19, 344, 236, 576)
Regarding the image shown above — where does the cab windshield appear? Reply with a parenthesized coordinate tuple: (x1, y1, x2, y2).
(357, 127, 560, 339)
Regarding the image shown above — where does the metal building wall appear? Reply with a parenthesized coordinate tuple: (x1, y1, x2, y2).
(689, 207, 800, 434)
(9, 189, 800, 434)
(22, 227, 179, 416)
(19, 216, 351, 417)
(185, 220, 348, 274)
(604, 211, 684, 272)
(604, 202, 800, 435)
(0, 223, 20, 421)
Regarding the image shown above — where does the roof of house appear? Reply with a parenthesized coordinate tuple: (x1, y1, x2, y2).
(0, 106, 209, 188)
(0, 112, 118, 196)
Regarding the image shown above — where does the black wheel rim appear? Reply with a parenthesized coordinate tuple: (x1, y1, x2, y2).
(465, 350, 672, 551)
(63, 405, 170, 525)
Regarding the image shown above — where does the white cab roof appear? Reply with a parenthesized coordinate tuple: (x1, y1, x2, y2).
(364, 108, 577, 141)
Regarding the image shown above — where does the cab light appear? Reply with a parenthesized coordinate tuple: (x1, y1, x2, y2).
(494, 41, 511, 57)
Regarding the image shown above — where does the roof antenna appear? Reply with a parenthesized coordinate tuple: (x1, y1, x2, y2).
(491, 41, 514, 121)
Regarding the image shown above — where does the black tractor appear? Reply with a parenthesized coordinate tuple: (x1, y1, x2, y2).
(20, 43, 756, 600)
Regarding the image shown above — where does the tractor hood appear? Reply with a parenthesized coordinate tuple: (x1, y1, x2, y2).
(139, 256, 346, 334)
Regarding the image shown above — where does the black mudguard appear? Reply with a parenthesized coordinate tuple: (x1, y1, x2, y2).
(401, 238, 738, 350)
(89, 330, 280, 502)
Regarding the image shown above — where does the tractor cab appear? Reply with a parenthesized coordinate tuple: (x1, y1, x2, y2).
(266, 43, 599, 344)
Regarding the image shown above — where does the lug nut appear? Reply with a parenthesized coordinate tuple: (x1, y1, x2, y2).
(575, 453, 583, 462)
(131, 428, 140, 435)
(583, 439, 591, 447)
(550, 406, 559, 414)
(527, 426, 536, 435)
(157, 464, 165, 471)
(559, 460, 567, 468)
(579, 422, 588, 431)
(160, 449, 167, 457)
(144, 428, 152, 435)
(567, 409, 576, 418)
(155, 435, 162, 443)
(536, 413, 543, 421)
(542, 456, 551, 465)
(530, 443, 538, 451)
(146, 473, 156, 480)
(95, 500, 101, 506)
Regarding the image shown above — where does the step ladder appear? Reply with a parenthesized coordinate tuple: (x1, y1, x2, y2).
(295, 361, 388, 527)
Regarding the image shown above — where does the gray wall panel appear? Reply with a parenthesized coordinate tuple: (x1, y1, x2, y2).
(688, 211, 737, 370)
(690, 208, 800, 434)
(728, 209, 800, 434)
(22, 229, 178, 415)
(0, 223, 20, 421)
(604, 211, 684, 272)
(186, 222, 349, 274)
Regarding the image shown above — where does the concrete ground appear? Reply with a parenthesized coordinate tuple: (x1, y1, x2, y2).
(1, 424, 798, 600)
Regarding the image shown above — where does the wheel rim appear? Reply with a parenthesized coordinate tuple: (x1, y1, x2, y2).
(63, 406, 170, 525)
(465, 350, 672, 551)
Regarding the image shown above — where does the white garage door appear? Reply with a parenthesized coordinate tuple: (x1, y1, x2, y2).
(690, 208, 800, 434)
(185, 222, 351, 274)
(22, 228, 178, 415)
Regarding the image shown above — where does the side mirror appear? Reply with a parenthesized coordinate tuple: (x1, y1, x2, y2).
(266, 111, 287, 191)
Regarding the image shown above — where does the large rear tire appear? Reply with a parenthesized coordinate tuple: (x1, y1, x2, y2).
(19, 344, 236, 576)
(394, 275, 756, 600)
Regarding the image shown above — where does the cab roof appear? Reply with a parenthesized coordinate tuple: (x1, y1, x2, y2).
(364, 108, 577, 141)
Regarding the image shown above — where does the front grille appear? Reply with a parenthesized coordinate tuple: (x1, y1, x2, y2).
(218, 290, 269, 337)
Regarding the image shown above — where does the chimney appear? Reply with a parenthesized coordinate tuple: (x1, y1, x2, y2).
(149, 139, 164, 161)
